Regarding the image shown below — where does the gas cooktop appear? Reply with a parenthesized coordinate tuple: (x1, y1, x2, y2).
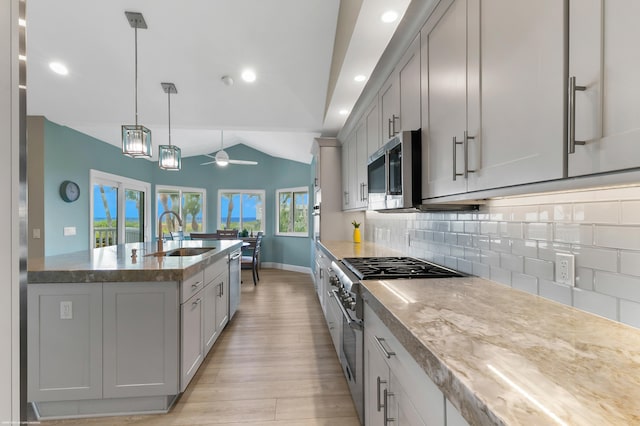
(341, 256, 464, 280)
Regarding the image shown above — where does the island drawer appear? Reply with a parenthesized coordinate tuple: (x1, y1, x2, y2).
(204, 257, 227, 285)
(181, 270, 205, 303)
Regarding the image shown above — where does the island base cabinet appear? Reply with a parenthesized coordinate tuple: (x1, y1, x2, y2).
(181, 292, 205, 392)
(103, 282, 179, 398)
(28, 283, 103, 403)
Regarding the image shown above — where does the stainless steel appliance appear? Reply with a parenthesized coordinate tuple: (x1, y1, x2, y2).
(367, 130, 421, 211)
(228, 249, 241, 319)
(329, 256, 464, 425)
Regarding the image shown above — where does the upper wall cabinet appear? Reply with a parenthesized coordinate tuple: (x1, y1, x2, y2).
(366, 97, 381, 157)
(380, 36, 422, 145)
(423, 0, 565, 198)
(568, 0, 640, 177)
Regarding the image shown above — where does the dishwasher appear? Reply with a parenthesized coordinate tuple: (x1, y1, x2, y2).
(228, 249, 241, 319)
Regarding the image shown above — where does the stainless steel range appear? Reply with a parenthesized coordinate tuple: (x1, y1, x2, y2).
(328, 256, 464, 425)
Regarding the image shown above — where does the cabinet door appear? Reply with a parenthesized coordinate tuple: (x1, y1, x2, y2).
(381, 73, 400, 142)
(181, 292, 204, 391)
(365, 331, 390, 426)
(467, 0, 564, 191)
(103, 282, 179, 398)
(215, 274, 229, 332)
(342, 138, 351, 209)
(568, 0, 640, 176)
(399, 35, 421, 132)
(366, 98, 381, 157)
(326, 293, 342, 357)
(356, 122, 368, 208)
(390, 370, 427, 426)
(203, 280, 219, 354)
(445, 399, 470, 426)
(423, 0, 468, 198)
(28, 283, 103, 402)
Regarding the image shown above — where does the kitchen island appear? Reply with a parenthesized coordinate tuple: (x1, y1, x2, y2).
(319, 240, 640, 425)
(27, 239, 242, 419)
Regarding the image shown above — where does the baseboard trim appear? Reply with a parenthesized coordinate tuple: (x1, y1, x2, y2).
(260, 263, 312, 275)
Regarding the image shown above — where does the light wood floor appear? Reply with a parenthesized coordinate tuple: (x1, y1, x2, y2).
(43, 269, 360, 425)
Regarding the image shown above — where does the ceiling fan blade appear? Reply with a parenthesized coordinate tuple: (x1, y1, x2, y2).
(204, 153, 217, 159)
(228, 159, 258, 165)
(200, 160, 216, 165)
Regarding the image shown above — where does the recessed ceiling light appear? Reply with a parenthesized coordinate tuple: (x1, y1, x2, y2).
(354, 74, 367, 82)
(381, 10, 399, 23)
(241, 69, 256, 83)
(339, 109, 349, 116)
(49, 61, 68, 75)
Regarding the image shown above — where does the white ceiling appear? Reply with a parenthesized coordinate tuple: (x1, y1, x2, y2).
(26, 0, 409, 164)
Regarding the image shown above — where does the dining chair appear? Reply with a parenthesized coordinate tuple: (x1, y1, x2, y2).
(189, 232, 220, 240)
(216, 229, 239, 239)
(241, 233, 263, 285)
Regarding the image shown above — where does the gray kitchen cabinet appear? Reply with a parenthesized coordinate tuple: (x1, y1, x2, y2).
(311, 138, 343, 240)
(342, 135, 351, 209)
(181, 289, 204, 392)
(568, 0, 640, 177)
(398, 35, 421, 133)
(28, 283, 103, 402)
(423, 0, 564, 198)
(364, 303, 446, 426)
(103, 282, 179, 398)
(214, 271, 229, 332)
(202, 279, 219, 354)
(356, 122, 368, 208)
(341, 122, 368, 211)
(365, 97, 381, 157)
(326, 290, 342, 358)
(380, 69, 400, 143)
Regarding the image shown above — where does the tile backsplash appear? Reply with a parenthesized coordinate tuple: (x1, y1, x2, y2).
(364, 185, 640, 328)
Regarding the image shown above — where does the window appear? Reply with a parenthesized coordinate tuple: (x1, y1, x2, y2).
(90, 170, 151, 248)
(156, 186, 206, 237)
(218, 190, 265, 233)
(276, 187, 309, 236)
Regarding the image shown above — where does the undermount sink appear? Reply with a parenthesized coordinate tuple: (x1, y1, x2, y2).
(146, 247, 215, 257)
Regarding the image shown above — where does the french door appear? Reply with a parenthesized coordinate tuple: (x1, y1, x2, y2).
(90, 170, 151, 248)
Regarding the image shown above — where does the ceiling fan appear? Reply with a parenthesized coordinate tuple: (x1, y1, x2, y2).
(200, 131, 258, 167)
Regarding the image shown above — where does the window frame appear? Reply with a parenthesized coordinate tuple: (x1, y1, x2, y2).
(155, 185, 207, 237)
(89, 170, 152, 247)
(217, 189, 266, 233)
(275, 186, 309, 237)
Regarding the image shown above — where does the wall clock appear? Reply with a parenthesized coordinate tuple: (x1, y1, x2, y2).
(59, 180, 80, 202)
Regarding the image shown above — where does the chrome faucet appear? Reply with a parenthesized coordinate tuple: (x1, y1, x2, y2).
(157, 210, 183, 252)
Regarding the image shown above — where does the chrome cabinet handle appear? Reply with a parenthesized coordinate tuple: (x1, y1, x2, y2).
(362, 183, 367, 201)
(319, 268, 324, 279)
(383, 389, 395, 425)
(327, 290, 333, 298)
(374, 336, 396, 358)
(230, 252, 241, 260)
(388, 118, 393, 138)
(569, 76, 586, 154)
(191, 283, 199, 290)
(377, 376, 387, 412)
(452, 136, 464, 181)
(464, 130, 476, 178)
(192, 298, 201, 307)
(392, 114, 400, 136)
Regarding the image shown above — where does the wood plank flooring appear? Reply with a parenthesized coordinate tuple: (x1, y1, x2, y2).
(42, 269, 360, 425)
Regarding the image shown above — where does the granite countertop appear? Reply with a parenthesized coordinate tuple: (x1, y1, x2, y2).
(318, 240, 402, 259)
(28, 240, 243, 283)
(361, 276, 640, 425)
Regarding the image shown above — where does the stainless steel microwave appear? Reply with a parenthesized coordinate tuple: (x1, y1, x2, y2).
(367, 130, 422, 211)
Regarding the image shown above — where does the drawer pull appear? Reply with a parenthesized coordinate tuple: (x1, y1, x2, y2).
(374, 336, 396, 358)
(377, 376, 387, 412)
(383, 389, 395, 425)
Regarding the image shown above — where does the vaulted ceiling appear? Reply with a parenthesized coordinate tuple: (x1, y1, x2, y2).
(26, 0, 409, 164)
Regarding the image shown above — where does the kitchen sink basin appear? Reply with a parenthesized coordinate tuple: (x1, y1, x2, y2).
(146, 247, 215, 257)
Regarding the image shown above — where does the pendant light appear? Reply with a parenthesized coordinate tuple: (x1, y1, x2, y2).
(122, 11, 152, 158)
(158, 83, 181, 170)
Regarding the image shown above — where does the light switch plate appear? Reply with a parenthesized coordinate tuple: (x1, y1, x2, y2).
(63, 226, 76, 236)
(556, 253, 575, 286)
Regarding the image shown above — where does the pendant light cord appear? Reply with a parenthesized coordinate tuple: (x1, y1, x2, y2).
(168, 90, 172, 147)
(134, 25, 139, 126)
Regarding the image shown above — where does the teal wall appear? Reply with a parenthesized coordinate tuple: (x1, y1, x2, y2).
(42, 118, 313, 268)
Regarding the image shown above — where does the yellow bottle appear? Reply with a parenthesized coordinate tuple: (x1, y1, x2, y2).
(353, 227, 361, 243)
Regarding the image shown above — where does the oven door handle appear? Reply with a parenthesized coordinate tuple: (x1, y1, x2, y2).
(331, 289, 363, 331)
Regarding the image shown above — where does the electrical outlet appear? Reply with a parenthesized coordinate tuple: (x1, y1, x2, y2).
(556, 253, 575, 286)
(60, 301, 73, 319)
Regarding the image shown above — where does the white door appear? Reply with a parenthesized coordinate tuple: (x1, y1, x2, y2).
(366, 98, 381, 157)
(399, 36, 421, 132)
(342, 138, 351, 209)
(202, 281, 218, 354)
(215, 275, 229, 331)
(181, 293, 204, 391)
(356, 123, 368, 208)
(568, 0, 640, 176)
(365, 332, 390, 426)
(467, 0, 565, 191)
(381, 73, 400, 143)
(423, 0, 468, 198)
